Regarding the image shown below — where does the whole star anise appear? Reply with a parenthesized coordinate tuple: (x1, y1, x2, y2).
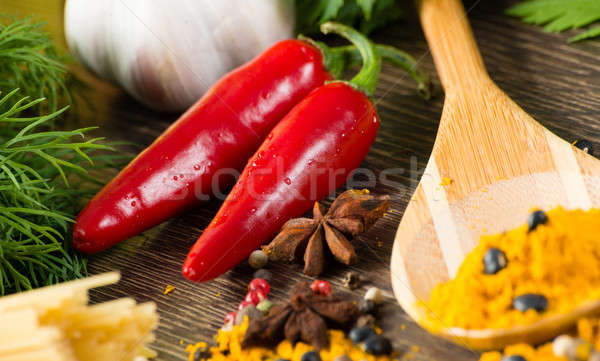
(263, 189, 390, 276)
(241, 281, 360, 350)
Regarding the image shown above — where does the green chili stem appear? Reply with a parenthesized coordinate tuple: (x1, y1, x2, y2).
(320, 22, 381, 97)
(333, 45, 432, 100)
(300, 28, 430, 99)
(298, 35, 347, 80)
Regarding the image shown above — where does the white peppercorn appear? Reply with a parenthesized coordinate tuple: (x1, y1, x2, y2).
(248, 249, 268, 269)
(364, 287, 383, 304)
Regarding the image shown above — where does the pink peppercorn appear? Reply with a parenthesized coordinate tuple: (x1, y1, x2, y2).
(238, 300, 254, 311)
(311, 280, 331, 296)
(224, 311, 236, 325)
(248, 278, 270, 296)
(244, 290, 267, 305)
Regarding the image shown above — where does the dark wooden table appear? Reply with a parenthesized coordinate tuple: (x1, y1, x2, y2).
(64, 1, 600, 360)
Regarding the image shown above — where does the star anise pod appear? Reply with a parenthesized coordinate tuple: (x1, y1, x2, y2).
(264, 189, 390, 276)
(241, 281, 360, 350)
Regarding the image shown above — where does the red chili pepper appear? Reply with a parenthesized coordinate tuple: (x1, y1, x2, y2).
(73, 39, 347, 253)
(183, 22, 382, 282)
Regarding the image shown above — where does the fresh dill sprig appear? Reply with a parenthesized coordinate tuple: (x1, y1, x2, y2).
(507, 0, 600, 42)
(0, 89, 127, 296)
(0, 15, 129, 295)
(0, 16, 72, 113)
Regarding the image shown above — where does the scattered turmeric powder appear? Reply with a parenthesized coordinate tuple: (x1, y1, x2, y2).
(423, 207, 600, 330)
(163, 284, 175, 295)
(479, 343, 565, 361)
(579, 317, 600, 350)
(480, 317, 600, 361)
(186, 341, 208, 361)
(188, 318, 395, 361)
(440, 177, 453, 186)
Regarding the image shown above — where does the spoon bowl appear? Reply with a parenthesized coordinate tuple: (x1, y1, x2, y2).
(391, 0, 600, 350)
(394, 171, 600, 349)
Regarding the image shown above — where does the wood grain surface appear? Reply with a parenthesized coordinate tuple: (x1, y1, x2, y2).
(4, 0, 600, 360)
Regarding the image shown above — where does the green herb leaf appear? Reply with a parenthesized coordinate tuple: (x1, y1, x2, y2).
(569, 25, 600, 42)
(320, 0, 345, 23)
(0, 16, 128, 295)
(295, 0, 403, 35)
(0, 15, 72, 113)
(507, 0, 600, 42)
(0, 90, 127, 296)
(357, 0, 376, 20)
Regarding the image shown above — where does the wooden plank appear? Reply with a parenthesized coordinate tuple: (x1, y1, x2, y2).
(1, 0, 599, 359)
(83, 1, 600, 359)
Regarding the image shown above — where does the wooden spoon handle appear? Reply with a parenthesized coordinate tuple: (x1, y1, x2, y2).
(419, 0, 489, 92)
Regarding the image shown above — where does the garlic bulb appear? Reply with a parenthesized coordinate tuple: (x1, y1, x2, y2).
(64, 0, 295, 112)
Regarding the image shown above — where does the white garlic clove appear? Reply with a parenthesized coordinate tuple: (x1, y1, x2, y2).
(64, 0, 295, 112)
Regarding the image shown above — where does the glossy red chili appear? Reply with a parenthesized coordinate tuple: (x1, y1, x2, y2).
(183, 23, 382, 282)
(73, 39, 340, 253)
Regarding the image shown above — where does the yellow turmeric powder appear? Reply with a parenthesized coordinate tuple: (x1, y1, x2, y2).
(578, 317, 600, 352)
(187, 318, 395, 361)
(424, 207, 600, 330)
(479, 343, 566, 361)
(479, 317, 600, 360)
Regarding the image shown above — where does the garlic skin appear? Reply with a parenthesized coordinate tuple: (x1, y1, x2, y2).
(64, 0, 295, 112)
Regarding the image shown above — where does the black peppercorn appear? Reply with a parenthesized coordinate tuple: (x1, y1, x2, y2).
(349, 326, 377, 344)
(343, 271, 361, 289)
(501, 355, 527, 361)
(513, 293, 548, 313)
(483, 248, 507, 275)
(301, 351, 321, 361)
(194, 348, 212, 361)
(575, 139, 594, 156)
(362, 335, 392, 355)
(253, 269, 272, 282)
(527, 210, 547, 232)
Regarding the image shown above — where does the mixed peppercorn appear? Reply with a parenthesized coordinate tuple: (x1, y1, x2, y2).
(188, 276, 394, 361)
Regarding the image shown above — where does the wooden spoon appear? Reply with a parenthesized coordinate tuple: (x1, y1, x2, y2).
(391, 0, 600, 350)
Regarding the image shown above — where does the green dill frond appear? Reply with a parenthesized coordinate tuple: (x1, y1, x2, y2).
(0, 16, 125, 295)
(0, 90, 125, 296)
(0, 15, 72, 113)
(507, 0, 600, 42)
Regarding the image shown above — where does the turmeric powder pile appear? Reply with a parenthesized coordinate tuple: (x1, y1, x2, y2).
(424, 207, 600, 330)
(186, 318, 395, 361)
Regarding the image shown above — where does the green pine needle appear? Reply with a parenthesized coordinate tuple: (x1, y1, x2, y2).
(507, 0, 600, 42)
